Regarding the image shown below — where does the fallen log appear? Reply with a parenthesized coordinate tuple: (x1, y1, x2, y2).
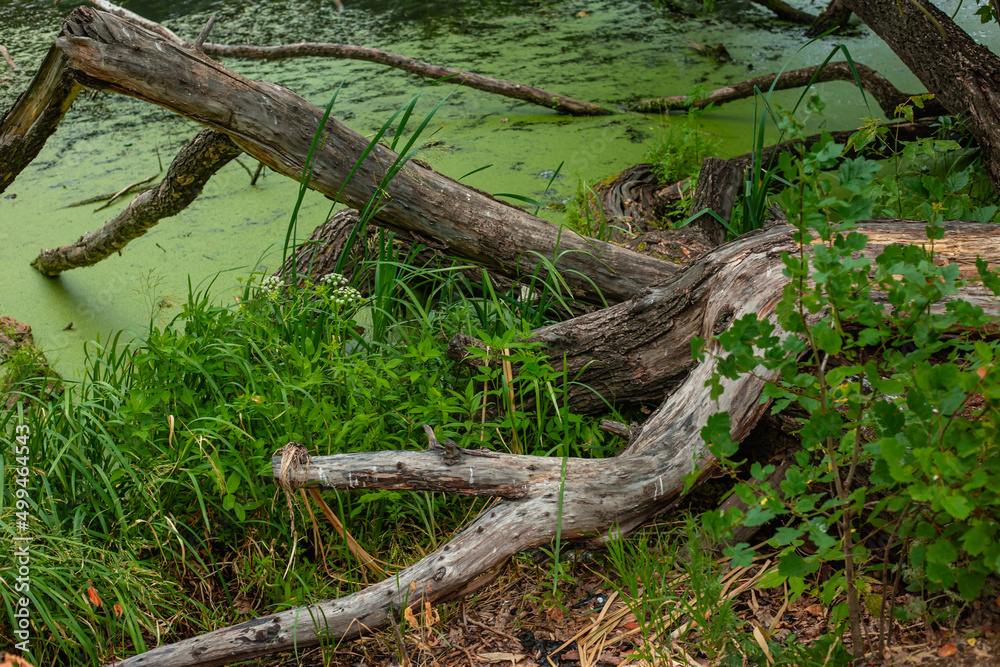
(1, 7, 670, 304)
(31, 129, 242, 276)
(626, 61, 947, 118)
(450, 219, 1000, 415)
(107, 219, 1000, 666)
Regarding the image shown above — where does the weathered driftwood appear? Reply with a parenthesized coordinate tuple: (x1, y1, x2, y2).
(627, 62, 947, 118)
(107, 220, 1000, 666)
(452, 219, 1000, 415)
(31, 129, 242, 275)
(1, 8, 670, 304)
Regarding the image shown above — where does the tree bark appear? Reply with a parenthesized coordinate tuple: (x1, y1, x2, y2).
(689, 157, 741, 245)
(808, 0, 853, 36)
(0, 46, 81, 195)
(30, 129, 242, 276)
(106, 219, 1000, 667)
(627, 61, 947, 118)
(2, 7, 673, 305)
(843, 0, 1000, 193)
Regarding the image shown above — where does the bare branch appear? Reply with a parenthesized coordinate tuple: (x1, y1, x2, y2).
(627, 61, 947, 118)
(31, 130, 242, 276)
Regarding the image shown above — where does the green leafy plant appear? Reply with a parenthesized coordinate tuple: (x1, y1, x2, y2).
(692, 123, 1000, 659)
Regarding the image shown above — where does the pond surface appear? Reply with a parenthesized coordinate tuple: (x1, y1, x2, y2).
(0, 0, 992, 374)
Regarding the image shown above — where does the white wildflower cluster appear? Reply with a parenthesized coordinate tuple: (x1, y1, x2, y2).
(329, 285, 363, 308)
(259, 275, 283, 301)
(320, 272, 349, 288)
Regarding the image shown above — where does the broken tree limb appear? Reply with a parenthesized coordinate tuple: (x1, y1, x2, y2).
(109, 220, 1000, 667)
(0, 46, 82, 194)
(626, 61, 947, 118)
(30, 129, 242, 276)
(85, 0, 185, 44)
(0, 45, 16, 71)
(6, 7, 670, 304)
(198, 42, 613, 117)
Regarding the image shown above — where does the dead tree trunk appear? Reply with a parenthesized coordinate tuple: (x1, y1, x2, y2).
(0, 47, 82, 194)
(0, 7, 670, 305)
(105, 220, 1000, 667)
(843, 0, 1000, 194)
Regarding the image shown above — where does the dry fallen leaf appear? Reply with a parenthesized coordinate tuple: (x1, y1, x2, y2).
(804, 604, 823, 617)
(1, 654, 38, 667)
(937, 642, 958, 658)
(403, 605, 418, 629)
(86, 580, 102, 608)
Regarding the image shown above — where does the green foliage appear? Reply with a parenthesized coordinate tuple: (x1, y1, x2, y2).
(0, 254, 618, 663)
(693, 115, 1000, 653)
(645, 122, 718, 187)
(606, 519, 744, 664)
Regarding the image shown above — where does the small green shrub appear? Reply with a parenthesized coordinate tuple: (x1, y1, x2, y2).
(693, 122, 1000, 657)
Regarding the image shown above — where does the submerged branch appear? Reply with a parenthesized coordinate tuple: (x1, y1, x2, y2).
(626, 61, 947, 118)
(31, 130, 242, 276)
(199, 42, 613, 117)
(83, 0, 610, 116)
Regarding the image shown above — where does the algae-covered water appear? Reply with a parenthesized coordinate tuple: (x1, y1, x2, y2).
(1, 0, 993, 374)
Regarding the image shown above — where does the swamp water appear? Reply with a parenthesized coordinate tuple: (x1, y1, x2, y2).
(0, 0, 992, 374)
